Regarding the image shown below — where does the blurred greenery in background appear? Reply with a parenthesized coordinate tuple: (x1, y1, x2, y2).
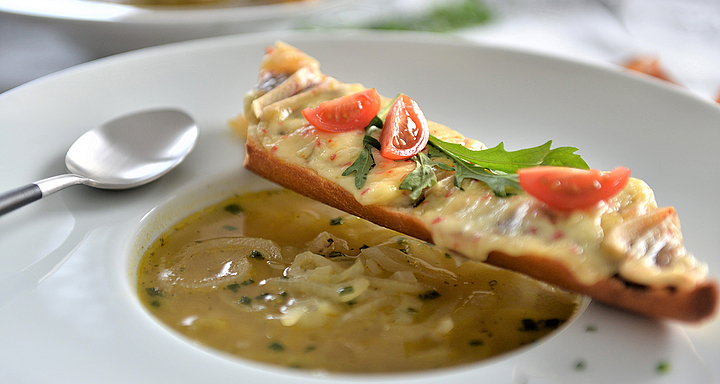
(368, 0, 492, 32)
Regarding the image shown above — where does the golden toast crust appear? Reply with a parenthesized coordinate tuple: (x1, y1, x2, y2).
(245, 138, 718, 323)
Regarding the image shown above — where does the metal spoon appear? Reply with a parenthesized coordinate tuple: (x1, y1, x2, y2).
(0, 108, 199, 216)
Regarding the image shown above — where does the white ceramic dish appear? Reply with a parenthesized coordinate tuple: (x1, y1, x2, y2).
(0, 31, 718, 383)
(0, 0, 347, 56)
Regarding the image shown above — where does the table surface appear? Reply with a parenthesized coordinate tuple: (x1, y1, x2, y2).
(1, 0, 719, 99)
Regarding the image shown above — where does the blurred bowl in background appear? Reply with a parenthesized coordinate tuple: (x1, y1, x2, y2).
(0, 0, 349, 56)
(618, 0, 720, 98)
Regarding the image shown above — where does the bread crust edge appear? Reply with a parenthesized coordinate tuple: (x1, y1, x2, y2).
(244, 139, 719, 323)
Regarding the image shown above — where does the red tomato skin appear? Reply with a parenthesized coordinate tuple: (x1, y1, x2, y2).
(379, 95, 429, 160)
(301, 88, 381, 132)
(517, 166, 631, 211)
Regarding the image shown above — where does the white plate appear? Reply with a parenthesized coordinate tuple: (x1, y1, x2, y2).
(0, 31, 718, 384)
(0, 0, 348, 56)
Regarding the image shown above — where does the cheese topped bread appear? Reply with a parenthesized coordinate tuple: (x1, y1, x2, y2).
(231, 41, 718, 322)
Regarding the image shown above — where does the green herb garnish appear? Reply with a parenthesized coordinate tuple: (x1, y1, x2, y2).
(574, 359, 587, 371)
(341, 96, 589, 198)
(341, 127, 382, 189)
(269, 342, 285, 352)
(395, 237, 412, 254)
(447, 155, 521, 197)
(145, 287, 164, 297)
(521, 318, 539, 331)
(369, 0, 492, 33)
(250, 250, 264, 260)
(329, 217, 344, 226)
(543, 318, 561, 329)
(419, 290, 441, 301)
(341, 96, 400, 189)
(422, 136, 588, 197)
(338, 286, 354, 295)
(398, 152, 450, 199)
(521, 318, 564, 331)
(395, 137, 587, 198)
(223, 203, 243, 214)
(656, 360, 670, 374)
(468, 339, 484, 347)
(429, 137, 588, 173)
(256, 293, 271, 300)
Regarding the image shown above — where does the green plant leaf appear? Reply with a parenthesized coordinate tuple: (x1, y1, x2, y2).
(342, 133, 381, 189)
(341, 123, 383, 189)
(428, 137, 589, 173)
(451, 159, 520, 197)
(399, 152, 441, 199)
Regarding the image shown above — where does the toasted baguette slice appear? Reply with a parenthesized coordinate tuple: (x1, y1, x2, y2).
(236, 42, 718, 323)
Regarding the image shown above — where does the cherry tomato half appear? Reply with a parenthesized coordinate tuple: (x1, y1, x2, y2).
(517, 166, 631, 211)
(379, 95, 429, 160)
(301, 88, 381, 132)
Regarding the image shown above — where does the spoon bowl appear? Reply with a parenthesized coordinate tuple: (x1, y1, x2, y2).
(0, 108, 198, 216)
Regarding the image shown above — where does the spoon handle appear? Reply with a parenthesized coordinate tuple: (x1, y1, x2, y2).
(0, 174, 87, 217)
(0, 184, 42, 216)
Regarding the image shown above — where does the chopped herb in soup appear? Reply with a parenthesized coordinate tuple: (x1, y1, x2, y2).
(137, 189, 582, 373)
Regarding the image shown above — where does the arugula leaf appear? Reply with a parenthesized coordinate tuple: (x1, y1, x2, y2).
(425, 136, 588, 196)
(451, 159, 520, 197)
(376, 94, 401, 120)
(428, 137, 589, 173)
(366, 115, 384, 131)
(426, 146, 455, 171)
(427, 145, 519, 195)
(537, 145, 589, 169)
(342, 131, 381, 189)
(399, 152, 441, 199)
(341, 96, 589, 199)
(340, 97, 397, 189)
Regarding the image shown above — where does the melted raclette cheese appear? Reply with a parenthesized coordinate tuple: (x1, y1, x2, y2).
(235, 41, 709, 291)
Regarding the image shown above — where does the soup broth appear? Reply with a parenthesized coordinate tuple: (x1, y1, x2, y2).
(137, 189, 582, 373)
